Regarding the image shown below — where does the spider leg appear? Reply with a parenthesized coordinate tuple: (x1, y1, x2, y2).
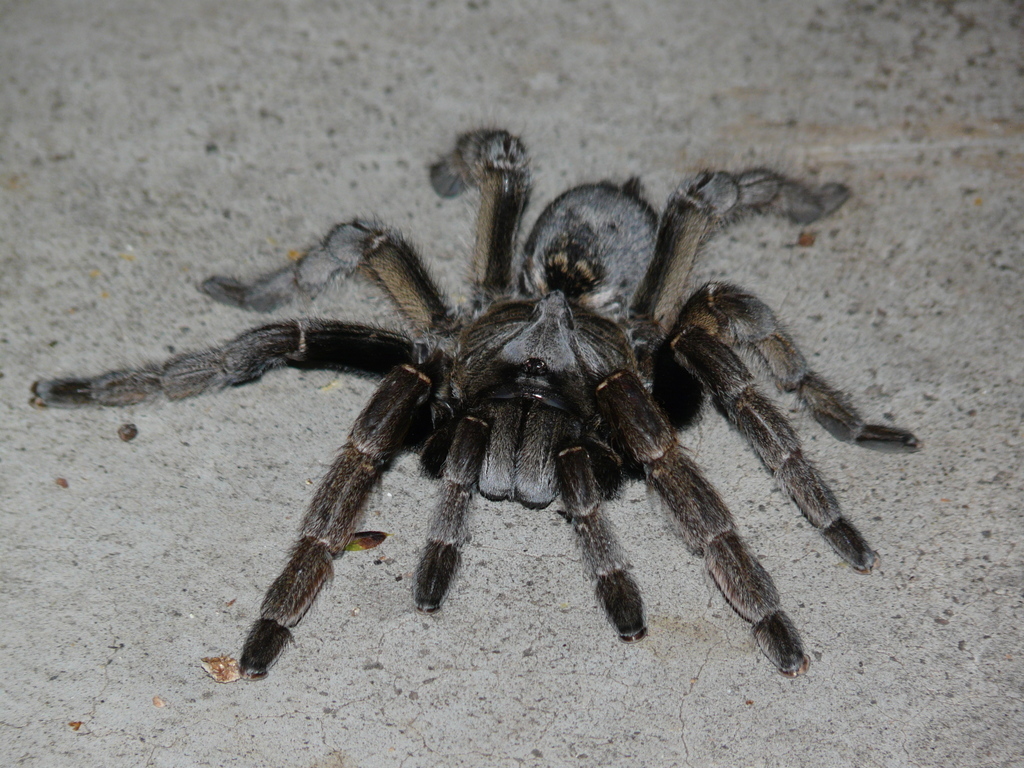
(678, 283, 919, 451)
(240, 362, 433, 679)
(413, 415, 489, 612)
(632, 169, 849, 328)
(32, 320, 414, 407)
(430, 129, 531, 297)
(556, 444, 646, 642)
(202, 221, 451, 329)
(668, 320, 878, 572)
(596, 369, 808, 676)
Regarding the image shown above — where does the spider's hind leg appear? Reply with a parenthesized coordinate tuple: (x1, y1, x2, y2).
(632, 168, 849, 329)
(430, 129, 531, 297)
(202, 221, 451, 331)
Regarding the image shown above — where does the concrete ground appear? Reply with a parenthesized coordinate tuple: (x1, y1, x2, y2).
(1, 1, 1021, 766)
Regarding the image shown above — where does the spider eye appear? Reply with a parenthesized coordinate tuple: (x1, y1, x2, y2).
(522, 357, 548, 375)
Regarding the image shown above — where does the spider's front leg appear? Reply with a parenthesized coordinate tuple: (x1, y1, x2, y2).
(32, 320, 414, 407)
(596, 370, 808, 676)
(240, 362, 433, 679)
(430, 129, 531, 296)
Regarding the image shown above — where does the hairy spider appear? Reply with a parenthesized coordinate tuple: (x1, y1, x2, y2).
(33, 129, 917, 679)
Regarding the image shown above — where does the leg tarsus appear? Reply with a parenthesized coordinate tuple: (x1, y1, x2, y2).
(33, 367, 162, 407)
(239, 619, 292, 680)
(821, 519, 877, 573)
(201, 268, 296, 312)
(804, 182, 851, 222)
(854, 423, 919, 452)
(753, 612, 809, 676)
(804, 382, 919, 452)
(734, 169, 850, 224)
(414, 540, 461, 613)
(429, 158, 468, 198)
(595, 570, 647, 641)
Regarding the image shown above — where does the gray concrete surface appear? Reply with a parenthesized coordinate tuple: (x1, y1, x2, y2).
(1, 1, 1021, 766)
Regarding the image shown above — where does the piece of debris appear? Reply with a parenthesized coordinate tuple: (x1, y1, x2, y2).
(118, 423, 139, 441)
(344, 531, 390, 551)
(201, 655, 242, 683)
(797, 230, 817, 247)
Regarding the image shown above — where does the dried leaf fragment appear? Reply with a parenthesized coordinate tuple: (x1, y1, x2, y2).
(344, 531, 390, 552)
(201, 655, 242, 683)
(797, 230, 817, 247)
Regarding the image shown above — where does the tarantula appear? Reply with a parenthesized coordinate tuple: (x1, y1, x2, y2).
(33, 129, 917, 679)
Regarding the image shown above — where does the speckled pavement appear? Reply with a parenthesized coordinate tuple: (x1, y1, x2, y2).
(1, 2, 1021, 765)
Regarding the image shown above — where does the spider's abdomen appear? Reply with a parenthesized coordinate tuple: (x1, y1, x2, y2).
(520, 181, 658, 310)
